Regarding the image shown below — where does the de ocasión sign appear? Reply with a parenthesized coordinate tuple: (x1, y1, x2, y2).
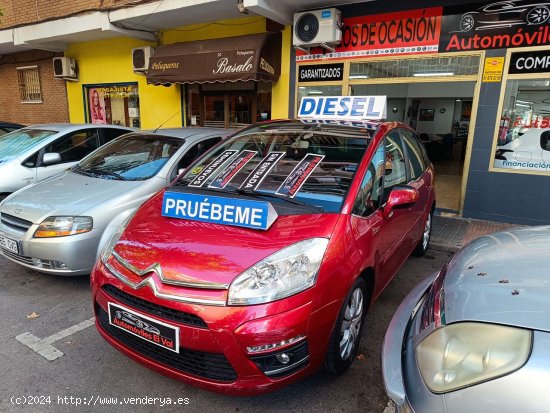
(296, 1, 550, 62)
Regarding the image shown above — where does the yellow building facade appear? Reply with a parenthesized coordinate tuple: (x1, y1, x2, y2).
(65, 17, 291, 129)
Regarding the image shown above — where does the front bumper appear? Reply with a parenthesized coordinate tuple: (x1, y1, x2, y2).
(381, 273, 436, 413)
(0, 223, 101, 275)
(91, 259, 341, 395)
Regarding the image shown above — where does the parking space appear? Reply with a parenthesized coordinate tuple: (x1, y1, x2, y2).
(0, 249, 452, 412)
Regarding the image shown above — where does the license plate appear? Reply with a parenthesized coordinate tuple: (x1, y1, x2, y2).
(0, 235, 19, 255)
(108, 302, 180, 353)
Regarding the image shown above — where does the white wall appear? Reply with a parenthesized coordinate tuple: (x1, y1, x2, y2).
(407, 81, 475, 98)
(387, 98, 406, 121)
(351, 81, 476, 133)
(416, 99, 455, 135)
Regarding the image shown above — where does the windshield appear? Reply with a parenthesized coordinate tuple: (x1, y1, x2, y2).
(75, 134, 183, 181)
(176, 122, 372, 213)
(0, 129, 56, 163)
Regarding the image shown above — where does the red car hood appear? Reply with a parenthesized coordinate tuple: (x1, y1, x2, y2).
(114, 192, 340, 287)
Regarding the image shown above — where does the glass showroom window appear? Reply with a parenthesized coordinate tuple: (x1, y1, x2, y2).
(297, 85, 343, 113)
(492, 78, 550, 173)
(85, 84, 140, 128)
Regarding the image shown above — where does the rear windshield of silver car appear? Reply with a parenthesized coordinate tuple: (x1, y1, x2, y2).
(0, 129, 56, 162)
(74, 134, 183, 181)
(176, 123, 372, 213)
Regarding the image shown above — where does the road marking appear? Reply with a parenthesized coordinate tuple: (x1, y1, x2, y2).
(15, 318, 95, 361)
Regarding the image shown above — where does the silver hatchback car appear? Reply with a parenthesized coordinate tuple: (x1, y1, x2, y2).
(382, 225, 550, 413)
(0, 127, 230, 275)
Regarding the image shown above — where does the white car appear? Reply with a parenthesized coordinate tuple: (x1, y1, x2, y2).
(0, 123, 134, 196)
(494, 128, 550, 171)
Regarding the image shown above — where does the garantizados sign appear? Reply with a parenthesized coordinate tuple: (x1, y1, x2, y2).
(298, 63, 344, 82)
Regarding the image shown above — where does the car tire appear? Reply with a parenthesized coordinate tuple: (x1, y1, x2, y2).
(325, 277, 369, 374)
(412, 209, 433, 257)
(526, 6, 550, 25)
(459, 14, 476, 32)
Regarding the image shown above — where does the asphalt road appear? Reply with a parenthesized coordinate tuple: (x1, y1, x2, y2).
(0, 249, 453, 413)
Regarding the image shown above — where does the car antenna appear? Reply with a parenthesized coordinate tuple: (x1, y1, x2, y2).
(153, 110, 181, 133)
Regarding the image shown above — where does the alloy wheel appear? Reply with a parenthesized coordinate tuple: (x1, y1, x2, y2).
(422, 213, 432, 251)
(339, 287, 364, 360)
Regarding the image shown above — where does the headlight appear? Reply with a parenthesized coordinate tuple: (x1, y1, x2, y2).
(415, 322, 532, 393)
(99, 211, 136, 263)
(34, 216, 93, 238)
(227, 238, 329, 306)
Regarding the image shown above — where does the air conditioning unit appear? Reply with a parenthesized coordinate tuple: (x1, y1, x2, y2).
(132, 46, 154, 72)
(53, 57, 77, 80)
(293, 8, 342, 49)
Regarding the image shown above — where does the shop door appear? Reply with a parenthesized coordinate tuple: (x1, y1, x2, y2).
(203, 93, 256, 129)
(351, 80, 477, 212)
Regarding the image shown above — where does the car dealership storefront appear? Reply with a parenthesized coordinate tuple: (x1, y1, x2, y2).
(292, 1, 550, 224)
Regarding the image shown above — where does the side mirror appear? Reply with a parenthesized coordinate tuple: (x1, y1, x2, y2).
(42, 152, 61, 165)
(383, 186, 419, 219)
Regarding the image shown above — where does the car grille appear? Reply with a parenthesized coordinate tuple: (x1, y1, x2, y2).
(97, 305, 237, 382)
(0, 213, 33, 232)
(0, 249, 35, 266)
(0, 249, 64, 270)
(101, 284, 208, 329)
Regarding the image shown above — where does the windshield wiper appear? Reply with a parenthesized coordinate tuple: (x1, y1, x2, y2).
(72, 164, 97, 177)
(168, 183, 324, 212)
(83, 168, 127, 181)
(227, 187, 324, 212)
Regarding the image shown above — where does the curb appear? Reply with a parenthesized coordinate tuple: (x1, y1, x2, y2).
(429, 242, 460, 254)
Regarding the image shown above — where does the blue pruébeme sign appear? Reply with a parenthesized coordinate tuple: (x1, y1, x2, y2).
(161, 191, 278, 231)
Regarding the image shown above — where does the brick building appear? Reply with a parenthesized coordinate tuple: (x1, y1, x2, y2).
(0, 0, 159, 125)
(0, 50, 67, 124)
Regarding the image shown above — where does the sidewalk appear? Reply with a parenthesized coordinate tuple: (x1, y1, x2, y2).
(430, 214, 523, 253)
